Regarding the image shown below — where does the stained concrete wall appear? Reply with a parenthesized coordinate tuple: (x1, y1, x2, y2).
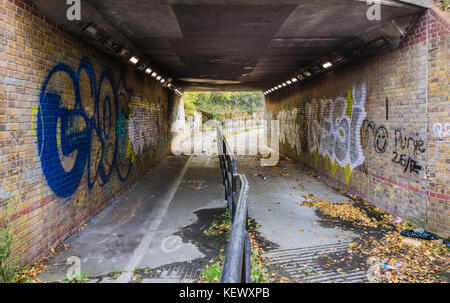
(0, 0, 173, 265)
(265, 8, 449, 237)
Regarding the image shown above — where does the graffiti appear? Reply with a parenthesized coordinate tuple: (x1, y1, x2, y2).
(171, 97, 186, 134)
(360, 119, 426, 174)
(37, 57, 134, 197)
(430, 122, 449, 163)
(385, 97, 389, 121)
(307, 84, 367, 183)
(432, 122, 450, 141)
(392, 152, 422, 174)
(374, 126, 389, 154)
(361, 120, 388, 154)
(278, 103, 308, 155)
(394, 130, 425, 154)
(390, 129, 425, 174)
(128, 102, 155, 156)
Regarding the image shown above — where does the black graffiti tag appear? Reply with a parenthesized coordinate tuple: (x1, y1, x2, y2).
(394, 130, 426, 154)
(361, 120, 388, 154)
(392, 152, 422, 174)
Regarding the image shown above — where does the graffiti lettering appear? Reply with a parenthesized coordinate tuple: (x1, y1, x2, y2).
(361, 120, 388, 154)
(307, 84, 366, 172)
(392, 152, 422, 174)
(394, 130, 425, 154)
(432, 122, 450, 141)
(390, 129, 425, 174)
(37, 57, 133, 197)
(278, 104, 308, 154)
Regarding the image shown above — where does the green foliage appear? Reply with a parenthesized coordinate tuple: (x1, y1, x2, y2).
(109, 266, 122, 279)
(250, 249, 269, 283)
(0, 200, 20, 283)
(203, 210, 232, 239)
(183, 92, 264, 119)
(199, 248, 269, 283)
(183, 95, 198, 117)
(199, 209, 269, 283)
(200, 256, 224, 283)
(62, 270, 89, 283)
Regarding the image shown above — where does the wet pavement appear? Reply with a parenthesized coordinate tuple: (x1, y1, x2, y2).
(37, 127, 369, 283)
(36, 129, 446, 283)
(38, 155, 226, 283)
(236, 156, 370, 282)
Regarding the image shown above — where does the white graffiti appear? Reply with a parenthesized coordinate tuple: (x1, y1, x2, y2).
(279, 108, 300, 150)
(171, 97, 186, 134)
(128, 101, 159, 156)
(432, 122, 450, 140)
(278, 103, 308, 154)
(308, 84, 367, 170)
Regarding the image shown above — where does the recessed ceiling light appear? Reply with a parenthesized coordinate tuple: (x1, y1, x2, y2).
(83, 23, 108, 41)
(286, 80, 292, 85)
(160, 78, 165, 83)
(145, 68, 152, 74)
(156, 75, 162, 80)
(83, 24, 99, 37)
(291, 78, 298, 82)
(104, 37, 120, 51)
(322, 62, 332, 68)
(129, 56, 139, 64)
(334, 55, 344, 63)
(151, 72, 157, 77)
(119, 48, 130, 58)
(282, 83, 287, 87)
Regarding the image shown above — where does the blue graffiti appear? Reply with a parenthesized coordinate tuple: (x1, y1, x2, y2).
(37, 57, 133, 198)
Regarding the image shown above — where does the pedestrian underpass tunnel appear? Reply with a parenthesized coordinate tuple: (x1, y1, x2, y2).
(0, 0, 449, 271)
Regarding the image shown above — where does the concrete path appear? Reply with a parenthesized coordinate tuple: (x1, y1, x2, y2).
(37, 128, 368, 283)
(239, 156, 356, 249)
(236, 156, 367, 282)
(38, 155, 226, 283)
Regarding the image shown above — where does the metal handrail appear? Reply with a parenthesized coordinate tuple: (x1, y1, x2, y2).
(216, 123, 251, 283)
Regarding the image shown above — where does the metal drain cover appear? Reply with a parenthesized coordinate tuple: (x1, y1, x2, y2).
(138, 260, 206, 283)
(265, 242, 368, 283)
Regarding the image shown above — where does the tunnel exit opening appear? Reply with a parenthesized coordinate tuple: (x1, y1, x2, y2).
(170, 91, 270, 158)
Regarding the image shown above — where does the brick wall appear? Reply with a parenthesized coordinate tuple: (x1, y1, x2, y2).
(0, 0, 176, 266)
(265, 8, 449, 237)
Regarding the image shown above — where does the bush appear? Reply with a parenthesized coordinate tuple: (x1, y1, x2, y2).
(0, 201, 19, 283)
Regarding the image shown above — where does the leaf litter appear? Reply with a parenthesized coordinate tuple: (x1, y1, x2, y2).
(298, 193, 449, 283)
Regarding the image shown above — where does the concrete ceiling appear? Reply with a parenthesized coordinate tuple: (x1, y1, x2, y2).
(32, 0, 429, 91)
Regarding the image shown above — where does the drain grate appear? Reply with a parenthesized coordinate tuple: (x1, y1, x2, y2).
(134, 259, 207, 282)
(266, 242, 368, 283)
